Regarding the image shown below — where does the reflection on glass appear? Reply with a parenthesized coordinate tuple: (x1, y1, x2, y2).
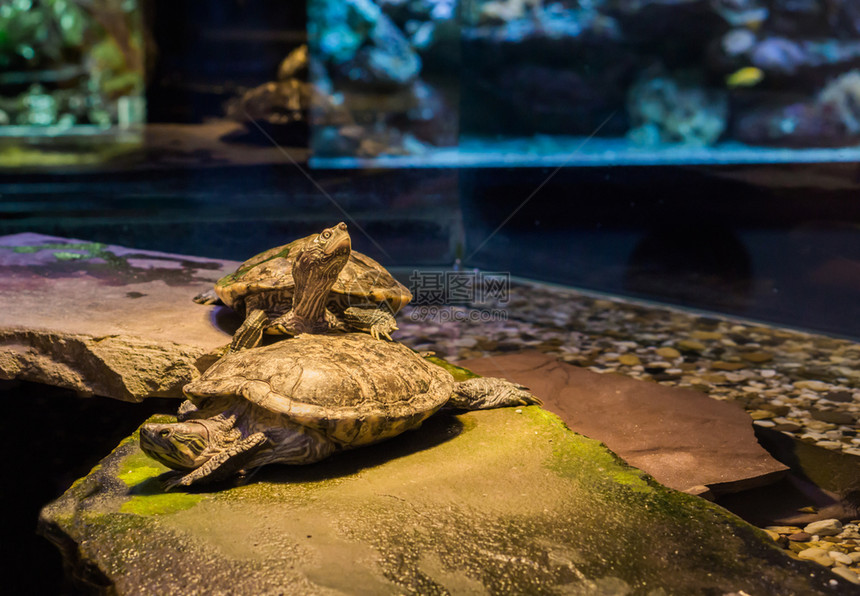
(0, 0, 145, 167)
(305, 0, 860, 166)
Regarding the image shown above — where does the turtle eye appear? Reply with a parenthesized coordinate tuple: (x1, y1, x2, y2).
(159, 429, 170, 438)
(322, 230, 332, 240)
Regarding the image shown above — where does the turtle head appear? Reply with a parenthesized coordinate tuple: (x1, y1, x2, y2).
(292, 222, 351, 321)
(298, 222, 351, 280)
(140, 421, 213, 471)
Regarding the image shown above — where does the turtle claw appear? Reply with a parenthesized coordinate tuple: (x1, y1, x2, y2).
(193, 288, 221, 306)
(161, 471, 190, 491)
(368, 322, 395, 341)
(370, 326, 392, 341)
(516, 387, 542, 406)
(266, 323, 290, 336)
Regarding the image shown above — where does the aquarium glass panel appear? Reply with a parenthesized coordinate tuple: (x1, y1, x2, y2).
(307, 0, 860, 167)
(0, 0, 146, 167)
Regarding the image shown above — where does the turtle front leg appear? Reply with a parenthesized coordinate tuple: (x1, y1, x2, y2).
(164, 432, 269, 489)
(448, 377, 542, 410)
(193, 287, 223, 305)
(342, 305, 398, 341)
(228, 309, 269, 353)
(267, 308, 343, 336)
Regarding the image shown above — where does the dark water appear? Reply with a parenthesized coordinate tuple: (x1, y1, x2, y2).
(0, 381, 174, 595)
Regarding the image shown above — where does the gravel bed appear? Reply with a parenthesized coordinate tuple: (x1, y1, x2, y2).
(764, 520, 860, 585)
(396, 281, 860, 457)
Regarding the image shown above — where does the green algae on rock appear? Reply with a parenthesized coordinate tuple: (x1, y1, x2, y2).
(424, 354, 479, 381)
(39, 409, 857, 595)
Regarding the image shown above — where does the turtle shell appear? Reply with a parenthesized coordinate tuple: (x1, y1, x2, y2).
(214, 234, 412, 315)
(183, 333, 454, 447)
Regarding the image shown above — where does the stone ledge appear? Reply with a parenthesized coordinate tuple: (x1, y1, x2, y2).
(39, 408, 855, 595)
(460, 351, 790, 498)
(0, 233, 239, 401)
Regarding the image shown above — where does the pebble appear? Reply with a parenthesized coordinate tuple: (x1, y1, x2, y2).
(711, 361, 748, 371)
(656, 347, 681, 359)
(794, 380, 832, 392)
(811, 410, 856, 425)
(804, 519, 843, 537)
(678, 340, 706, 352)
(823, 390, 855, 403)
(797, 547, 834, 566)
(741, 351, 774, 363)
(691, 330, 723, 340)
(788, 532, 812, 542)
(829, 551, 854, 565)
(762, 404, 790, 416)
(805, 420, 837, 432)
(618, 354, 641, 366)
(815, 440, 845, 449)
(749, 410, 776, 420)
(831, 567, 860, 585)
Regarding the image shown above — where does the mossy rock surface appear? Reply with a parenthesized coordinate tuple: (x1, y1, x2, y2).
(40, 408, 856, 595)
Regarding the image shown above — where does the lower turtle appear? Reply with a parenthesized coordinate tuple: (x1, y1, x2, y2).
(140, 332, 540, 488)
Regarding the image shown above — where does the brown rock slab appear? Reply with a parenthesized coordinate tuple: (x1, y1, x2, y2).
(0, 233, 239, 401)
(459, 351, 788, 497)
(39, 409, 851, 595)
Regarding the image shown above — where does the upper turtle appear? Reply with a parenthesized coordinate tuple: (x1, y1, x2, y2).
(215, 231, 411, 317)
(200, 223, 412, 343)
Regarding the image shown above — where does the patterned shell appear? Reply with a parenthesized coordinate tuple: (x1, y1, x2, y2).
(183, 333, 454, 447)
(214, 234, 412, 313)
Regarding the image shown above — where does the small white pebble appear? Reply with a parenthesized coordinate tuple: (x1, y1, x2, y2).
(515, 409, 522, 414)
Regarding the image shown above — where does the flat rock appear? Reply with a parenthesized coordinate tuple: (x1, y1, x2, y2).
(0, 233, 239, 401)
(459, 351, 788, 497)
(39, 408, 853, 595)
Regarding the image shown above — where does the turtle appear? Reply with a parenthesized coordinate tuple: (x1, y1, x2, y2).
(141, 221, 539, 487)
(195, 222, 411, 348)
(140, 332, 540, 488)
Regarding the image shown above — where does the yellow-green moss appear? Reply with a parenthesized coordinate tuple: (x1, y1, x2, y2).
(121, 492, 205, 516)
(522, 406, 654, 494)
(424, 356, 479, 381)
(118, 463, 164, 487)
(114, 415, 208, 515)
